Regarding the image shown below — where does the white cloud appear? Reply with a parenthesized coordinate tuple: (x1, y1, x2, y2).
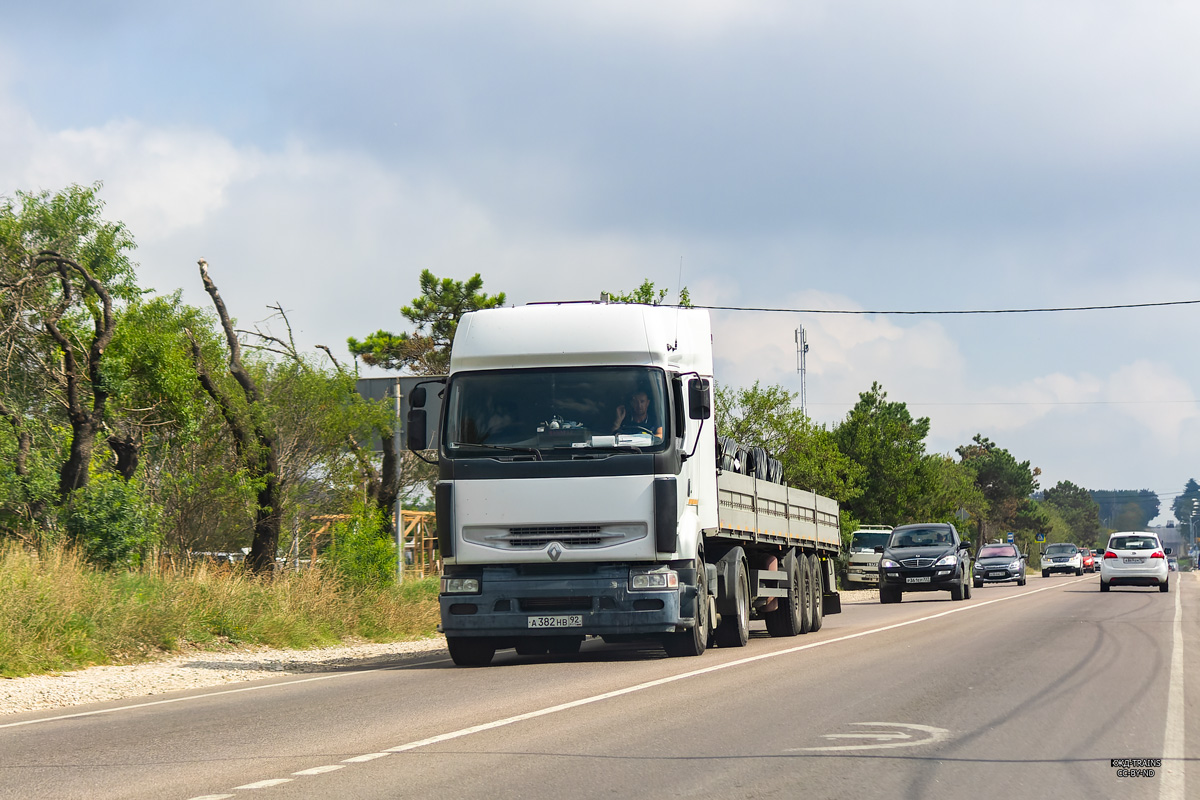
(1106, 360, 1199, 446)
(10, 119, 254, 243)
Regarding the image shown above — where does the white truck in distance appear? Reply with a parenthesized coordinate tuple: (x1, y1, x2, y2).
(406, 302, 842, 666)
(845, 525, 894, 587)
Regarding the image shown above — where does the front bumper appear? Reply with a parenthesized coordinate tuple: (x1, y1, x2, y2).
(1043, 560, 1080, 574)
(439, 564, 698, 638)
(974, 566, 1022, 583)
(879, 566, 960, 592)
(847, 566, 880, 585)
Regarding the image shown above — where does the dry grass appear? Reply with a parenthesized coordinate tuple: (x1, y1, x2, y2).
(0, 542, 440, 678)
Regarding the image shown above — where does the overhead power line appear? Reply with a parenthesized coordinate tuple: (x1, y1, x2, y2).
(692, 299, 1200, 315)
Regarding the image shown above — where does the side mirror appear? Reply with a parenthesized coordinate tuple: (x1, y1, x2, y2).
(406, 409, 428, 450)
(410, 386, 427, 409)
(958, 541, 970, 550)
(1020, 553, 1028, 560)
(688, 378, 711, 420)
(1165, 547, 1173, 555)
(873, 545, 884, 554)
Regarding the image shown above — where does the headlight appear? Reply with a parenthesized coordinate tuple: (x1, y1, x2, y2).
(880, 559, 900, 569)
(935, 554, 958, 567)
(973, 563, 984, 571)
(1009, 560, 1022, 570)
(441, 576, 481, 594)
(629, 566, 679, 591)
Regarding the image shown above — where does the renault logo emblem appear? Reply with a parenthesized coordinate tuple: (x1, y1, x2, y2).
(547, 542, 563, 562)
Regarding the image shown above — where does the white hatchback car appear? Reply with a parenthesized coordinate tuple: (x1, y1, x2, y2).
(1099, 532, 1171, 593)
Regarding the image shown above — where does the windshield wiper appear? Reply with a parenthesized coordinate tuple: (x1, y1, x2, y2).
(451, 442, 543, 460)
(565, 444, 643, 455)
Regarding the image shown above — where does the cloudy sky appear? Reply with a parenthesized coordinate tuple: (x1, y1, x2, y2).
(3, 1, 1199, 522)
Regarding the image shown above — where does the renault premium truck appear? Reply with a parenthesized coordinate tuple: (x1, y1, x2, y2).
(406, 302, 841, 666)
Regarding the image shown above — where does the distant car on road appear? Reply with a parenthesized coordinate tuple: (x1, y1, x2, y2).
(1167, 556, 1178, 572)
(877, 523, 972, 604)
(1080, 548, 1095, 573)
(1041, 542, 1082, 578)
(1099, 532, 1171, 592)
(973, 543, 1026, 588)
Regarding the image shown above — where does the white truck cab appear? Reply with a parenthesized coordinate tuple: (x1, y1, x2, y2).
(845, 525, 893, 587)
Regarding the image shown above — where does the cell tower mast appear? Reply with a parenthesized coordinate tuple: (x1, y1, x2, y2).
(795, 326, 809, 418)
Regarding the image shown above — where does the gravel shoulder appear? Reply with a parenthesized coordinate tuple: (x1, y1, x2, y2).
(1, 637, 449, 716)
(3, 588, 881, 717)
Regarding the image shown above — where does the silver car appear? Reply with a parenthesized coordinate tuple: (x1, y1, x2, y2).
(1099, 532, 1171, 592)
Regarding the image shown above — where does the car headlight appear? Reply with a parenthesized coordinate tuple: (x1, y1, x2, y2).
(441, 576, 481, 594)
(629, 566, 679, 591)
(1009, 560, 1022, 570)
(880, 559, 900, 569)
(973, 563, 984, 571)
(935, 554, 958, 567)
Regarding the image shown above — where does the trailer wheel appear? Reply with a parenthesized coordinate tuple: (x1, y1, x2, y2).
(447, 637, 497, 667)
(766, 554, 808, 637)
(808, 554, 824, 632)
(663, 559, 709, 658)
(715, 560, 750, 648)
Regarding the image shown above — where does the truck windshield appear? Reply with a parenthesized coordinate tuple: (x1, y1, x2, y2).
(443, 367, 670, 456)
(850, 532, 890, 552)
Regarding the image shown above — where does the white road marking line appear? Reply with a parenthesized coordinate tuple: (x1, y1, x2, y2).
(342, 753, 391, 763)
(186, 795, 234, 799)
(0, 656, 454, 730)
(232, 778, 292, 789)
(293, 765, 345, 776)
(1159, 581, 1185, 800)
(384, 580, 1081, 755)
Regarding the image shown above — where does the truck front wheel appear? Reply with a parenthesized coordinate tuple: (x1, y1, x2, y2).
(663, 560, 709, 658)
(447, 637, 497, 667)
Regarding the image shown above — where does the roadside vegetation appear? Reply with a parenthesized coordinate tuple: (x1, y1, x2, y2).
(2, 184, 1194, 677)
(0, 541, 439, 678)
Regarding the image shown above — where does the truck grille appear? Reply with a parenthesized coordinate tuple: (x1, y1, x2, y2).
(507, 526, 607, 547)
(463, 523, 646, 551)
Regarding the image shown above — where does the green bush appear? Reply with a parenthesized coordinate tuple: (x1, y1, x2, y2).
(326, 504, 398, 589)
(64, 474, 162, 567)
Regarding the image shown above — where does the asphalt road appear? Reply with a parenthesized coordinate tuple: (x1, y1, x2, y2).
(2, 572, 1196, 800)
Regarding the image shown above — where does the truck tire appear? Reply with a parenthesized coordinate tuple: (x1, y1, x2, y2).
(715, 560, 750, 648)
(766, 554, 808, 637)
(663, 559, 709, 657)
(447, 637, 497, 667)
(808, 553, 824, 632)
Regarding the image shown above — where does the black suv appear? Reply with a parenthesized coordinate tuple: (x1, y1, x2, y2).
(876, 523, 972, 603)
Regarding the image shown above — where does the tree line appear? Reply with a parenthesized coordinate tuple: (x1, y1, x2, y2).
(0, 186, 1189, 577)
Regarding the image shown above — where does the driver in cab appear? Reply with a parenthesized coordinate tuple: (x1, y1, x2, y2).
(612, 390, 663, 439)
